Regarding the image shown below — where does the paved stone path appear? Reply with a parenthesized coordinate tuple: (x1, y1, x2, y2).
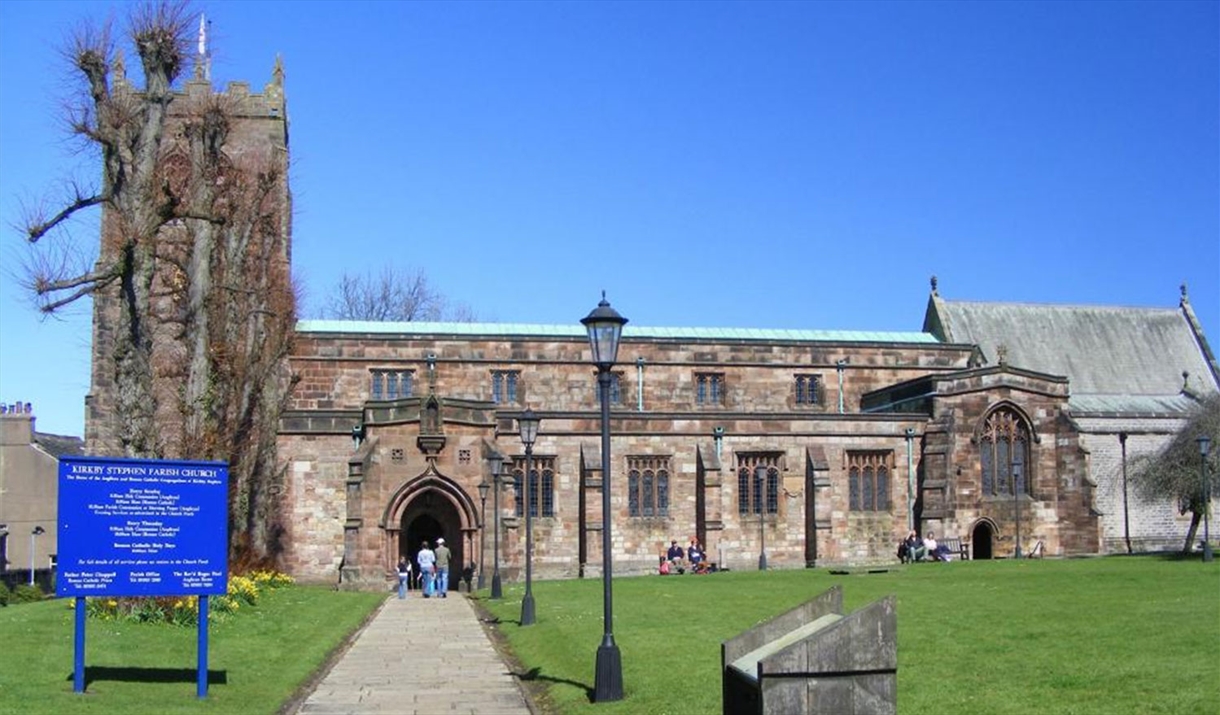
(294, 592, 534, 715)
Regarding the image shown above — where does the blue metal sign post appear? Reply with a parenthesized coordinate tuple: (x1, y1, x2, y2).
(57, 456, 229, 697)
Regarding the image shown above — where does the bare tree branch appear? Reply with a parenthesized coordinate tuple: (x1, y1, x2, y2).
(322, 266, 477, 322)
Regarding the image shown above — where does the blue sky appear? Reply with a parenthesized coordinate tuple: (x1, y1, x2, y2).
(1, 0, 1217, 437)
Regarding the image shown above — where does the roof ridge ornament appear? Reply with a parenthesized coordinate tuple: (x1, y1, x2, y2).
(1180, 282, 1190, 306)
(930, 275, 938, 296)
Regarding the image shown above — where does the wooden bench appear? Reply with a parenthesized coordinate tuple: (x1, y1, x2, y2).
(939, 537, 969, 561)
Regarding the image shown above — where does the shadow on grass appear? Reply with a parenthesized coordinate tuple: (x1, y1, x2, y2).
(67, 667, 228, 687)
(516, 666, 595, 703)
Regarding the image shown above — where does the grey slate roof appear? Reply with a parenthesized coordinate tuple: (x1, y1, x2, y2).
(34, 432, 85, 459)
(297, 320, 939, 344)
(926, 299, 1218, 399)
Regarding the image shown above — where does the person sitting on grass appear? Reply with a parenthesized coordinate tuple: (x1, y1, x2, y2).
(666, 539, 686, 574)
(688, 538, 706, 573)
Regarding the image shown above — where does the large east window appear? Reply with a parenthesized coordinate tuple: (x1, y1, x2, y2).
(980, 407, 1032, 496)
(847, 451, 892, 512)
(627, 456, 671, 517)
(513, 455, 555, 517)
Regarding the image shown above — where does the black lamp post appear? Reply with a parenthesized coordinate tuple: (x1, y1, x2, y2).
(1198, 436, 1212, 563)
(583, 293, 627, 703)
(756, 465, 768, 571)
(1120, 433, 1132, 554)
(490, 452, 505, 600)
(477, 479, 490, 590)
(29, 525, 45, 586)
(1012, 455, 1023, 559)
(518, 409, 540, 626)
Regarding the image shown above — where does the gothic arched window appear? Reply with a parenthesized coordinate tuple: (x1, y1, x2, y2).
(628, 456, 671, 517)
(737, 458, 780, 515)
(980, 407, 1032, 496)
(513, 456, 556, 517)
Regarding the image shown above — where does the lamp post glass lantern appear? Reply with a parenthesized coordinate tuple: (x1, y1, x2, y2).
(518, 409, 540, 627)
(582, 293, 628, 703)
(755, 465, 768, 570)
(477, 479, 490, 590)
(1199, 436, 1212, 562)
(489, 453, 504, 599)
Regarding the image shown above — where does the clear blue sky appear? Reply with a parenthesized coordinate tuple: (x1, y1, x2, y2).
(1, 0, 1217, 437)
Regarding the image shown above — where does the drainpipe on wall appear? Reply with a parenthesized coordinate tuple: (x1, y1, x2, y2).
(905, 428, 917, 533)
(636, 356, 645, 412)
(836, 359, 848, 414)
(713, 426, 724, 462)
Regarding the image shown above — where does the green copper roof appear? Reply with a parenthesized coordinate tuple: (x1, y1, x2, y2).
(296, 320, 940, 344)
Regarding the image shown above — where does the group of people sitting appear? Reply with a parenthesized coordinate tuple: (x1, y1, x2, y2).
(898, 530, 954, 563)
(660, 537, 712, 574)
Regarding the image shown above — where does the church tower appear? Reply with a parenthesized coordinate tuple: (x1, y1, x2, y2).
(85, 22, 292, 457)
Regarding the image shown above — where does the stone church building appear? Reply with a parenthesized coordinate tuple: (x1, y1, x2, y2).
(83, 60, 1220, 588)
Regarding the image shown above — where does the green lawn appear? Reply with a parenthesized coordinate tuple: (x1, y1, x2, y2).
(0, 586, 385, 715)
(478, 556, 1220, 715)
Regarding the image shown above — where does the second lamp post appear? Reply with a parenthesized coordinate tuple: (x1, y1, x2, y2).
(518, 409, 540, 626)
(583, 293, 628, 703)
(755, 465, 768, 570)
(490, 452, 504, 599)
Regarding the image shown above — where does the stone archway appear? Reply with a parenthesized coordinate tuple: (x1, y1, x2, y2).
(971, 520, 996, 559)
(384, 467, 478, 583)
(400, 491, 464, 572)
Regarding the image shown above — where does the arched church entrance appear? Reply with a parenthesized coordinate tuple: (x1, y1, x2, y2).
(971, 521, 995, 560)
(399, 489, 465, 575)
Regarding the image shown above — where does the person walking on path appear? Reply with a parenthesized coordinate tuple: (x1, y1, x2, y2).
(396, 556, 412, 598)
(417, 541, 437, 597)
(434, 537, 452, 598)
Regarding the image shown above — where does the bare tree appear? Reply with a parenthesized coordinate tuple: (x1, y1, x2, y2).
(323, 267, 476, 322)
(1129, 394, 1220, 555)
(19, 1, 296, 564)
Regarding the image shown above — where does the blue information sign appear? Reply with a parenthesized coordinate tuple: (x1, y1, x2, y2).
(57, 456, 229, 597)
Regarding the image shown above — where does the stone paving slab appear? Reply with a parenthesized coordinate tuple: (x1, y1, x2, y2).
(293, 593, 533, 715)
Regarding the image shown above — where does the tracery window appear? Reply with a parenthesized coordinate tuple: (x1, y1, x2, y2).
(795, 374, 823, 406)
(492, 370, 520, 404)
(593, 371, 623, 405)
(512, 456, 555, 517)
(737, 454, 780, 515)
(628, 456, 671, 517)
(980, 407, 1032, 496)
(371, 369, 414, 400)
(696, 372, 725, 406)
(847, 451, 892, 512)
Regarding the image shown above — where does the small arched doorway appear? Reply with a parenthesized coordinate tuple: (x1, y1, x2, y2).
(971, 521, 995, 559)
(400, 489, 465, 573)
